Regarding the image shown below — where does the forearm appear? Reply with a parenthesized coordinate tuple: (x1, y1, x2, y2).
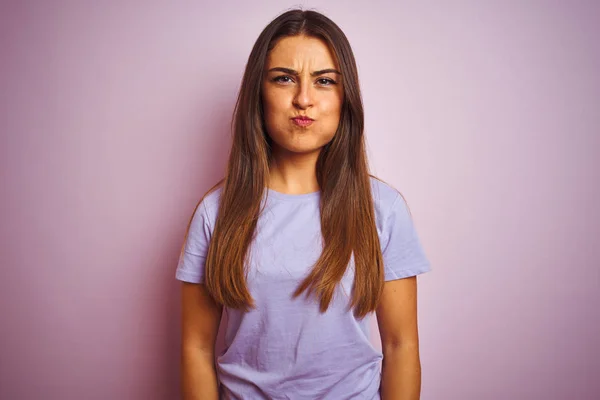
(380, 345, 422, 400)
(181, 348, 220, 400)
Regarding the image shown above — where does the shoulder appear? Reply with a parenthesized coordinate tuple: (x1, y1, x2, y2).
(201, 184, 223, 218)
(368, 176, 432, 278)
(190, 181, 223, 232)
(369, 175, 401, 205)
(369, 175, 402, 213)
(368, 175, 411, 237)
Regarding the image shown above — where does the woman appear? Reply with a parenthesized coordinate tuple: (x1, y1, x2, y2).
(176, 8, 432, 400)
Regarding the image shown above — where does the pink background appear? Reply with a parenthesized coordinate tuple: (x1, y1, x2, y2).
(1, 1, 598, 399)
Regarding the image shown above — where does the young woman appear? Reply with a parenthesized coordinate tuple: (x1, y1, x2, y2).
(176, 8, 432, 400)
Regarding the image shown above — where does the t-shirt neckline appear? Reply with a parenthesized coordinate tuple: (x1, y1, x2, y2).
(266, 187, 320, 202)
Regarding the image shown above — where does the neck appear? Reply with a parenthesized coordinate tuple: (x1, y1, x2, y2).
(268, 148, 321, 194)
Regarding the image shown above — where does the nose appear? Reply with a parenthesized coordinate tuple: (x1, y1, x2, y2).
(292, 79, 314, 109)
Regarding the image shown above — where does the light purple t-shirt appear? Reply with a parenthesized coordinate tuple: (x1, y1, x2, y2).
(176, 176, 432, 399)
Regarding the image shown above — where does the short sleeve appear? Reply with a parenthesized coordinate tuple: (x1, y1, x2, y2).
(175, 200, 212, 284)
(381, 193, 432, 281)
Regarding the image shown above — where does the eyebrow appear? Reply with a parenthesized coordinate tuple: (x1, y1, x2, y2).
(267, 67, 342, 77)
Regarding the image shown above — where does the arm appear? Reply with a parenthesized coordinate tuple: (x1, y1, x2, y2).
(376, 276, 422, 400)
(181, 281, 223, 400)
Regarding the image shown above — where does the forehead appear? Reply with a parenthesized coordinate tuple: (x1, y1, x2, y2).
(266, 35, 338, 68)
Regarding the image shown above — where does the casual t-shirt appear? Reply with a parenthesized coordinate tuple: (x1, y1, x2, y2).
(176, 176, 432, 399)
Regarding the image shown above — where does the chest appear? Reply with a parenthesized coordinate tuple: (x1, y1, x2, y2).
(245, 200, 355, 299)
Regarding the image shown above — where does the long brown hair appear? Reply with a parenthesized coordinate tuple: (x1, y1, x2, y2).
(181, 8, 396, 319)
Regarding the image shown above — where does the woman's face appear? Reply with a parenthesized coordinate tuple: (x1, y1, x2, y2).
(261, 35, 344, 156)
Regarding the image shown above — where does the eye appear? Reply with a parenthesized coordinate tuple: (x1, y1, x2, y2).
(317, 78, 336, 86)
(273, 75, 293, 83)
(271, 76, 337, 86)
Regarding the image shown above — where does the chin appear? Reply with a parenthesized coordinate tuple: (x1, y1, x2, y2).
(268, 131, 333, 155)
(287, 145, 326, 155)
(271, 141, 317, 154)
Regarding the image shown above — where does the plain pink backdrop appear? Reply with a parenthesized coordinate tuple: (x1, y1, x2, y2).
(1, 1, 598, 399)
